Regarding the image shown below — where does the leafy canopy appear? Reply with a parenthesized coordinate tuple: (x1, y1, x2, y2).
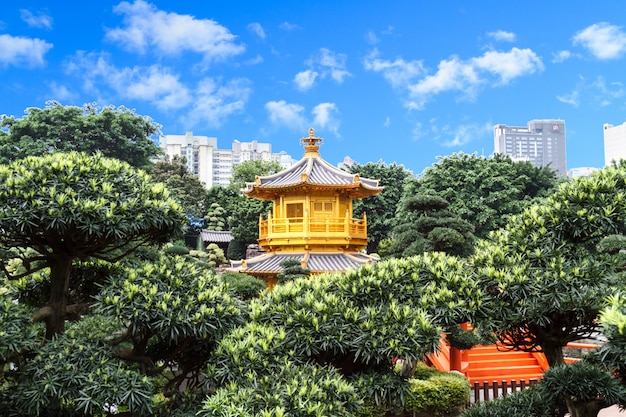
(401, 153, 558, 239)
(0, 151, 186, 338)
(229, 159, 283, 192)
(0, 102, 162, 169)
(348, 161, 413, 253)
(473, 166, 626, 366)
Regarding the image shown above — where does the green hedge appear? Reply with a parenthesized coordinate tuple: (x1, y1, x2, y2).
(460, 385, 559, 417)
(405, 364, 470, 417)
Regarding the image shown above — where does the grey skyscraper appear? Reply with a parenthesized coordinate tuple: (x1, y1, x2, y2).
(493, 119, 567, 177)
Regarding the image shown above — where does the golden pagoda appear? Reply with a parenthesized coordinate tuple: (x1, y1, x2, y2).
(229, 128, 384, 286)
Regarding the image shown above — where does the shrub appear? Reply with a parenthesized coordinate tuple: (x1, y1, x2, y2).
(219, 272, 266, 300)
(460, 385, 559, 417)
(164, 244, 190, 255)
(405, 365, 470, 417)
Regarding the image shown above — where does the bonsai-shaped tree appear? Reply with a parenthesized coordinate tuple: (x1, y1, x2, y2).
(0, 152, 186, 338)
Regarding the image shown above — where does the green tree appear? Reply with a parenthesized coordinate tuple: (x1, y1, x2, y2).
(0, 152, 186, 338)
(229, 159, 283, 192)
(277, 258, 311, 283)
(225, 161, 281, 258)
(472, 166, 626, 367)
(0, 255, 247, 415)
(348, 161, 412, 253)
(205, 202, 228, 231)
(0, 102, 162, 169)
(383, 193, 475, 258)
(401, 153, 558, 239)
(151, 155, 208, 220)
(229, 197, 272, 258)
(207, 253, 486, 414)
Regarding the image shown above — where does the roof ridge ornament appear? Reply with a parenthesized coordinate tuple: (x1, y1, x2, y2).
(301, 128, 323, 155)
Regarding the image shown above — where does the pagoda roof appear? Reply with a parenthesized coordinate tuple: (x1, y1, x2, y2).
(200, 229, 233, 243)
(243, 128, 383, 199)
(229, 251, 377, 275)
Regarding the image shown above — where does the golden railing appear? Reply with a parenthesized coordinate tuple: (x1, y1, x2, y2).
(258, 214, 367, 240)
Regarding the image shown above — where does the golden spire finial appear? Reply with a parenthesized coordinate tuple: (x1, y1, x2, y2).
(301, 128, 323, 154)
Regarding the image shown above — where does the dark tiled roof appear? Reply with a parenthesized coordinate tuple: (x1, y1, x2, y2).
(201, 230, 233, 243)
(229, 252, 377, 275)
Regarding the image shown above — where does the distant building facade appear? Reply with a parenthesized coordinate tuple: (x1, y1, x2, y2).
(494, 119, 567, 177)
(159, 132, 296, 188)
(604, 122, 626, 166)
(567, 167, 599, 178)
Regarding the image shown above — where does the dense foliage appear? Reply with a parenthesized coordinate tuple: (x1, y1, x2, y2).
(0, 152, 186, 338)
(400, 153, 558, 239)
(383, 194, 475, 258)
(0, 102, 162, 169)
(206, 253, 485, 414)
(150, 155, 208, 220)
(348, 161, 413, 253)
(405, 363, 470, 417)
(473, 166, 626, 366)
(228, 159, 283, 192)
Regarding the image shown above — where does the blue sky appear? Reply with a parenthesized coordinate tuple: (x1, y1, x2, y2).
(1, 1, 625, 174)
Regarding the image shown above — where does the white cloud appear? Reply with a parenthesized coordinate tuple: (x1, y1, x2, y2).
(66, 52, 250, 127)
(106, 0, 245, 64)
(363, 48, 425, 89)
(294, 70, 319, 91)
(365, 30, 378, 45)
(247, 22, 266, 39)
(487, 30, 516, 42)
(183, 78, 252, 128)
(0, 34, 52, 67)
(384, 116, 390, 127)
(47, 82, 76, 102)
(552, 50, 572, 63)
(265, 100, 340, 134)
(416, 119, 492, 147)
(319, 48, 351, 83)
(556, 90, 579, 107)
(20, 9, 53, 29)
(573, 22, 626, 60)
(312, 103, 340, 135)
(294, 48, 351, 91)
(265, 100, 307, 130)
(279, 22, 300, 31)
(68, 52, 191, 110)
(407, 57, 480, 109)
(557, 75, 624, 108)
(367, 47, 543, 110)
(472, 47, 544, 84)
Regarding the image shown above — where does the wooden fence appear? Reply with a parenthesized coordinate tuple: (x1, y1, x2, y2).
(470, 378, 539, 404)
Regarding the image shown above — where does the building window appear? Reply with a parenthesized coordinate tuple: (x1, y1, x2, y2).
(287, 203, 303, 221)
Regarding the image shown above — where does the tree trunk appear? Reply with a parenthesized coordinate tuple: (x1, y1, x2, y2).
(45, 256, 73, 339)
(542, 343, 565, 367)
(565, 398, 606, 417)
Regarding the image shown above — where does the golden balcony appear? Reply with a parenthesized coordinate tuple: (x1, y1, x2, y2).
(257, 213, 368, 250)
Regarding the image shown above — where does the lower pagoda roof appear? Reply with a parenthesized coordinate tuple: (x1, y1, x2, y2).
(229, 251, 377, 276)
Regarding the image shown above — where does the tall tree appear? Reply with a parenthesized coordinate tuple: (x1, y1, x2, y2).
(228, 159, 283, 192)
(151, 155, 207, 220)
(348, 161, 412, 253)
(226, 160, 282, 258)
(0, 102, 162, 169)
(401, 153, 558, 239)
(383, 194, 475, 258)
(472, 166, 626, 367)
(0, 152, 186, 338)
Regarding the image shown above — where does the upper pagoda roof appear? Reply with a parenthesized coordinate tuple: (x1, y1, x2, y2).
(243, 128, 384, 199)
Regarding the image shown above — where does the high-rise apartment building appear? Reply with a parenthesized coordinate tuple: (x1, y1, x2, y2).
(159, 132, 296, 188)
(603, 122, 626, 166)
(494, 119, 567, 177)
